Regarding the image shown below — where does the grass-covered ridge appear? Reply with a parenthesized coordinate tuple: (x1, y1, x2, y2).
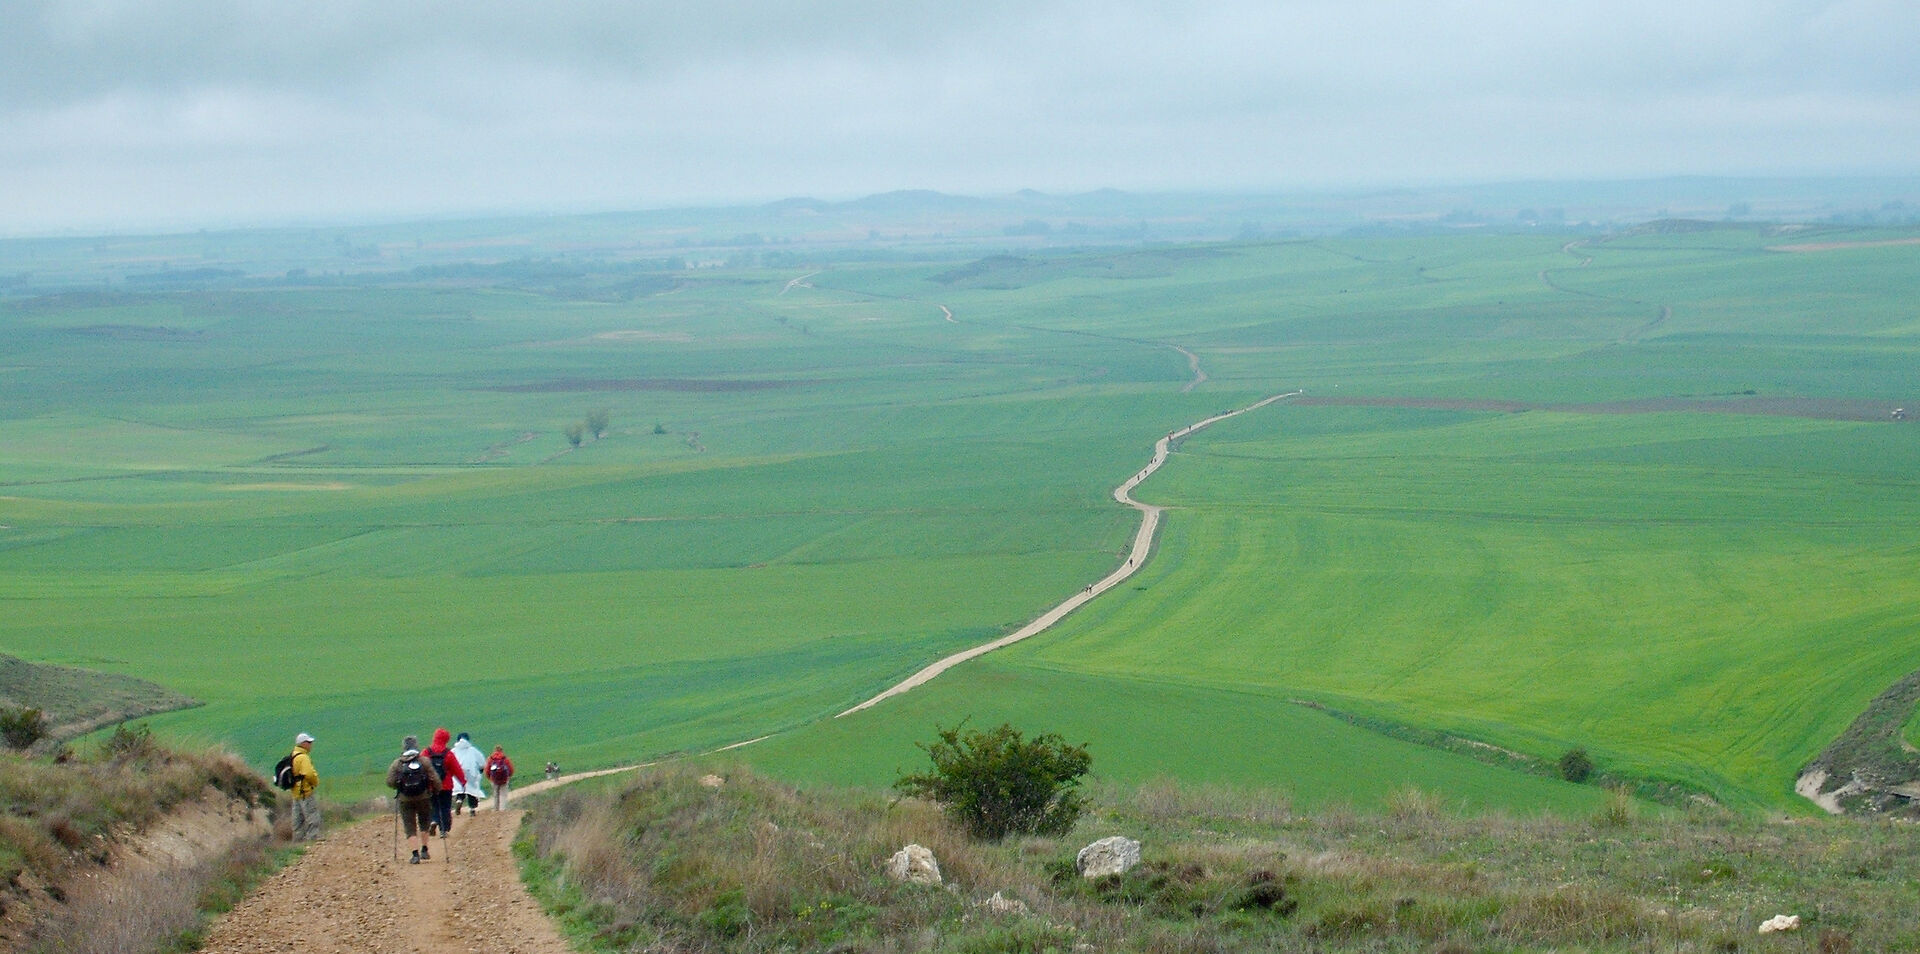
(0, 654, 199, 744)
(522, 763, 1920, 953)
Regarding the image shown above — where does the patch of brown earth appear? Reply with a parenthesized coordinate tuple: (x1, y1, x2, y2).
(1768, 237, 1920, 253)
(482, 377, 806, 393)
(1297, 395, 1914, 422)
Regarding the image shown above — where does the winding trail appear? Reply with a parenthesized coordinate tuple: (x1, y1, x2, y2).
(779, 271, 821, 295)
(204, 289, 1292, 948)
(838, 388, 1301, 716)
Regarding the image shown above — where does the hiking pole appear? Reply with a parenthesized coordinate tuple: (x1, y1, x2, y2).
(392, 808, 399, 863)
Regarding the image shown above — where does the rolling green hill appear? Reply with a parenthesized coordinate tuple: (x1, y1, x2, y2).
(2, 224, 1915, 810)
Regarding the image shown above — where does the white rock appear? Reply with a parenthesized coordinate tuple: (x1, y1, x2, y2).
(1757, 914, 1801, 934)
(887, 843, 942, 885)
(1075, 836, 1142, 878)
(698, 774, 725, 788)
(979, 890, 1029, 915)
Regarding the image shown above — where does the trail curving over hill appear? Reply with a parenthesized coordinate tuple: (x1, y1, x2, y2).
(838, 389, 1302, 717)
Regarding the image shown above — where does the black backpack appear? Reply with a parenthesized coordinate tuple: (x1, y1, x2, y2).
(427, 749, 449, 782)
(273, 753, 298, 791)
(396, 758, 432, 797)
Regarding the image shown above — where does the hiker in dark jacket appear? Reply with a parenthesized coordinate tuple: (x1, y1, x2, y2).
(422, 727, 467, 836)
(386, 744, 441, 863)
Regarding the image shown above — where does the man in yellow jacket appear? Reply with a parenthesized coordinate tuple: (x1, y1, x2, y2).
(290, 732, 321, 841)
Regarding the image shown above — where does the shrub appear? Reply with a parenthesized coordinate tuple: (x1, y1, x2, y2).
(102, 722, 158, 763)
(894, 723, 1091, 841)
(0, 706, 46, 750)
(1557, 747, 1594, 783)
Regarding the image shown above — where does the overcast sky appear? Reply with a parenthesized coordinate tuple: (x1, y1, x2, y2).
(4, 0, 1917, 234)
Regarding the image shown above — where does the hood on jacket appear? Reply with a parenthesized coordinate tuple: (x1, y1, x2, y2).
(431, 727, 451, 749)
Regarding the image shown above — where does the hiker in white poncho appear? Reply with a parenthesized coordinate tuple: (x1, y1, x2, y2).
(450, 732, 489, 814)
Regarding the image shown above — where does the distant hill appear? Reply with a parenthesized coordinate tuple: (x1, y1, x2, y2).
(0, 655, 199, 743)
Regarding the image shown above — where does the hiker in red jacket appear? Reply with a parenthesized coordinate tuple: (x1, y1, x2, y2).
(485, 746, 516, 811)
(422, 727, 467, 836)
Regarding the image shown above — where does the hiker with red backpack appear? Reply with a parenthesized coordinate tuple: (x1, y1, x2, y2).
(421, 727, 467, 836)
(386, 741, 441, 863)
(485, 745, 515, 810)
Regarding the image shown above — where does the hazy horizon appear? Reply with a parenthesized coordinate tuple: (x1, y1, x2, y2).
(6, 1, 1918, 235)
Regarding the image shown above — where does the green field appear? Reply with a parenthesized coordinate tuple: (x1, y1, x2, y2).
(2, 223, 1916, 810)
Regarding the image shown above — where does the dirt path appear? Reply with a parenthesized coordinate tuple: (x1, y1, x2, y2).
(198, 768, 638, 954)
(1173, 345, 1205, 393)
(838, 389, 1302, 716)
(199, 807, 562, 954)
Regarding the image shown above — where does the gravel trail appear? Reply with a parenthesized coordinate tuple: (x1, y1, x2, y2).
(199, 806, 568, 954)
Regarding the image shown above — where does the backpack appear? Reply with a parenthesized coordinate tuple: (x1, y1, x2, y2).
(273, 753, 298, 791)
(487, 757, 510, 782)
(395, 758, 433, 797)
(427, 748, 449, 780)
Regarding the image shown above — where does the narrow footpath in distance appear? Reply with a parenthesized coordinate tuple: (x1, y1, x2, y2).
(838, 387, 1301, 717)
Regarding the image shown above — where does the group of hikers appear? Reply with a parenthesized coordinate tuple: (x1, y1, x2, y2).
(278, 728, 520, 863)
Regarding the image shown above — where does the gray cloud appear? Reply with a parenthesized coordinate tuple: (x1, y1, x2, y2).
(3, 0, 1917, 232)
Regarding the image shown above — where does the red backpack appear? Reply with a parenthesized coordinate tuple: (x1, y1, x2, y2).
(487, 755, 511, 782)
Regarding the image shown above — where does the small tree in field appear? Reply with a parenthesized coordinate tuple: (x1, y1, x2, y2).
(894, 722, 1091, 840)
(564, 422, 585, 448)
(586, 408, 611, 439)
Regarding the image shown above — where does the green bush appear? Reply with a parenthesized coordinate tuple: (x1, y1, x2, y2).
(1558, 747, 1594, 784)
(894, 723, 1091, 841)
(0, 706, 46, 750)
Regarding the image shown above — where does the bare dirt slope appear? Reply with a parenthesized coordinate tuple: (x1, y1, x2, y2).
(199, 807, 567, 954)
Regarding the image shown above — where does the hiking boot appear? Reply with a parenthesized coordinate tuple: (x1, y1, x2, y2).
(420, 845, 429, 860)
(410, 849, 420, 864)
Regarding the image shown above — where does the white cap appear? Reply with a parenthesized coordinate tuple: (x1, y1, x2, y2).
(295, 732, 316, 745)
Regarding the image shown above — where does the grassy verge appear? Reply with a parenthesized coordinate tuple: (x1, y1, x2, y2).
(521, 763, 1920, 952)
(0, 725, 270, 889)
(0, 726, 280, 953)
(27, 836, 297, 954)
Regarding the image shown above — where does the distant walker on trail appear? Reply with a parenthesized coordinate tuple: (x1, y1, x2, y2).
(387, 742, 442, 863)
(485, 746, 516, 811)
